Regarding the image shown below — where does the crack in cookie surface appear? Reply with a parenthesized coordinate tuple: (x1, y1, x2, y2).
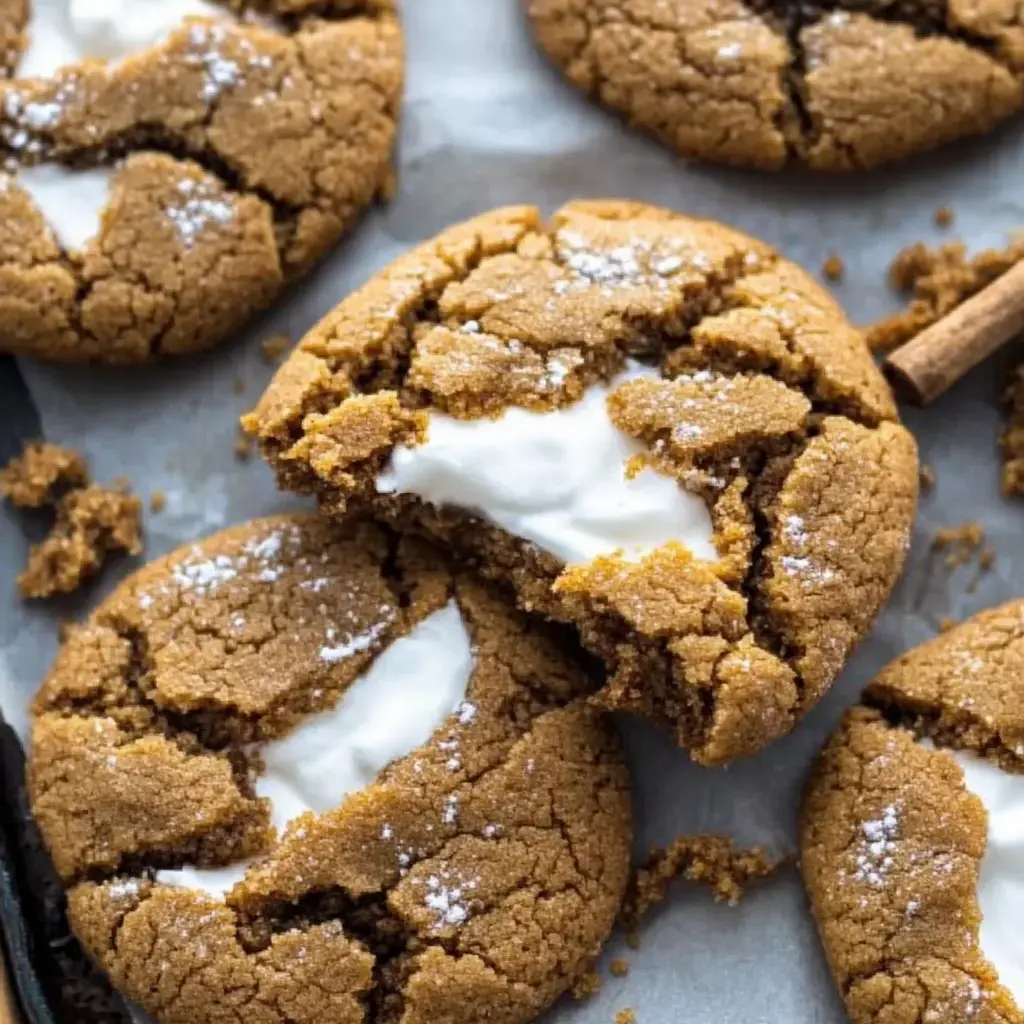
(29, 514, 632, 1024)
(0, 2, 402, 362)
(247, 201, 918, 765)
(801, 603, 1024, 1024)
(522, 0, 1024, 171)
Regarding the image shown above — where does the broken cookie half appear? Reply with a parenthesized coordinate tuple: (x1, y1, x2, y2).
(29, 514, 632, 1024)
(246, 200, 920, 765)
(0, 1, 402, 363)
(801, 602, 1024, 1024)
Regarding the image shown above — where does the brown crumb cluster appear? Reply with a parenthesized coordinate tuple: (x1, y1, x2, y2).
(261, 334, 292, 364)
(523, 0, 1024, 172)
(931, 522, 992, 571)
(866, 237, 1024, 355)
(0, 4, 402, 364)
(615, 1009, 637, 1024)
(29, 515, 632, 1024)
(2, 442, 143, 599)
(801, 601, 1024, 1024)
(822, 254, 844, 282)
(622, 834, 778, 931)
(1002, 363, 1024, 497)
(247, 200, 919, 766)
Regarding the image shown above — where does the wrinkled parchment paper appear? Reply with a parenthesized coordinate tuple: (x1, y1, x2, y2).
(4, 2, 1024, 1021)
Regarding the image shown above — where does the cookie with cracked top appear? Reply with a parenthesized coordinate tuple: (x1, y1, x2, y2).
(0, 1, 401, 363)
(29, 514, 632, 1024)
(522, 0, 1024, 171)
(245, 200, 920, 765)
(801, 601, 1024, 1024)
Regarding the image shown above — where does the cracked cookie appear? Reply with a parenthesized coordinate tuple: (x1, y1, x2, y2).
(245, 200, 919, 765)
(28, 514, 632, 1024)
(0, 0, 401, 363)
(522, 0, 1024, 171)
(801, 601, 1024, 1024)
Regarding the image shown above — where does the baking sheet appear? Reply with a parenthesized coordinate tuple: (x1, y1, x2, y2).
(3, 1, 1024, 1021)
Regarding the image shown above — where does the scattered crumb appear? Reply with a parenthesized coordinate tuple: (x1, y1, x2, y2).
(615, 1010, 637, 1024)
(378, 167, 398, 203)
(919, 463, 937, 493)
(938, 616, 957, 633)
(865, 236, 1024, 354)
(234, 430, 254, 461)
(931, 522, 985, 567)
(979, 547, 996, 571)
(150, 490, 167, 514)
(934, 206, 955, 229)
(821, 253, 844, 282)
(18, 486, 143, 599)
(0, 442, 88, 508)
(620, 835, 779, 930)
(1001, 362, 1024, 497)
(260, 334, 291, 364)
(233, 377, 246, 395)
(571, 970, 602, 1000)
(609, 959, 630, 978)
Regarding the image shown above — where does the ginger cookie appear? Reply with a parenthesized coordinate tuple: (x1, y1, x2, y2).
(0, 1, 401, 363)
(801, 602, 1024, 1024)
(245, 200, 919, 765)
(28, 514, 632, 1024)
(522, 1, 1024, 172)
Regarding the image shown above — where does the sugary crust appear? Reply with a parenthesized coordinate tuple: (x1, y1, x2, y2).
(29, 514, 632, 1024)
(0, 3, 402, 363)
(801, 603, 1024, 1024)
(247, 200, 918, 765)
(522, 0, 1024, 172)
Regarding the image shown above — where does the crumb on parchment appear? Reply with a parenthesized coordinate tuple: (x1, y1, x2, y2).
(609, 959, 630, 978)
(934, 206, 954, 228)
(822, 254, 844, 281)
(615, 1010, 637, 1024)
(260, 334, 292, 364)
(919, 463, 936, 493)
(0, 442, 88, 508)
(931, 522, 985, 567)
(572, 971, 602, 1000)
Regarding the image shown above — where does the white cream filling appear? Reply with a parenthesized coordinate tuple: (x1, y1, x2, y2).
(15, 164, 114, 251)
(377, 363, 717, 566)
(921, 739, 1024, 1006)
(18, 0, 225, 79)
(156, 601, 474, 899)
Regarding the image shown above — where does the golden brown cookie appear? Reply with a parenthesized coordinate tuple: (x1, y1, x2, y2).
(28, 514, 632, 1024)
(246, 200, 919, 765)
(522, 0, 1024, 172)
(801, 602, 1024, 1024)
(0, 2, 402, 363)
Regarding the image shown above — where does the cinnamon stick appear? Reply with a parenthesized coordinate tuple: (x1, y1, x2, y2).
(884, 257, 1024, 405)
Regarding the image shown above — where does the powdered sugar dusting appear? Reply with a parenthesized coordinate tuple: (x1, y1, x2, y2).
(319, 614, 395, 664)
(851, 803, 900, 887)
(419, 867, 479, 932)
(165, 178, 235, 248)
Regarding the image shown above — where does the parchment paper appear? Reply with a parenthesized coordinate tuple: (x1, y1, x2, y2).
(3, 2, 1024, 1021)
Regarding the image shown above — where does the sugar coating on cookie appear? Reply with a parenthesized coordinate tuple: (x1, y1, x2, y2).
(29, 515, 632, 1024)
(802, 602, 1024, 1024)
(0, 1, 402, 363)
(522, 0, 1024, 172)
(247, 200, 919, 765)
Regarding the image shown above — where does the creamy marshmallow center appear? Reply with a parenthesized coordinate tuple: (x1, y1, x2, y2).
(14, 165, 114, 251)
(377, 363, 717, 566)
(156, 601, 474, 898)
(922, 740, 1024, 1006)
(18, 0, 225, 78)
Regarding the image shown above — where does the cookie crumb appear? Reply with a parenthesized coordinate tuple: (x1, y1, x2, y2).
(621, 835, 779, 929)
(615, 1010, 637, 1024)
(0, 442, 88, 508)
(821, 253, 844, 282)
(1001, 362, 1024, 497)
(150, 490, 167, 514)
(18, 486, 143, 599)
(934, 206, 955, 228)
(919, 463, 937, 493)
(260, 334, 291, 364)
(866, 237, 1024, 354)
(931, 522, 985, 567)
(571, 970, 602, 1000)
(234, 430, 254, 461)
(609, 958, 630, 978)
(233, 377, 246, 396)
(938, 616, 957, 633)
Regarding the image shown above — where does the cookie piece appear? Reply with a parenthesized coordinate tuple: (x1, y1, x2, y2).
(28, 515, 632, 1024)
(522, 1, 1024, 172)
(0, 440, 88, 508)
(801, 603, 1024, 1024)
(246, 200, 918, 765)
(0, 2, 401, 363)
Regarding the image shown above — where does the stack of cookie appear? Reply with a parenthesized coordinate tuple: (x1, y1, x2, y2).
(9, 4, 1024, 1024)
